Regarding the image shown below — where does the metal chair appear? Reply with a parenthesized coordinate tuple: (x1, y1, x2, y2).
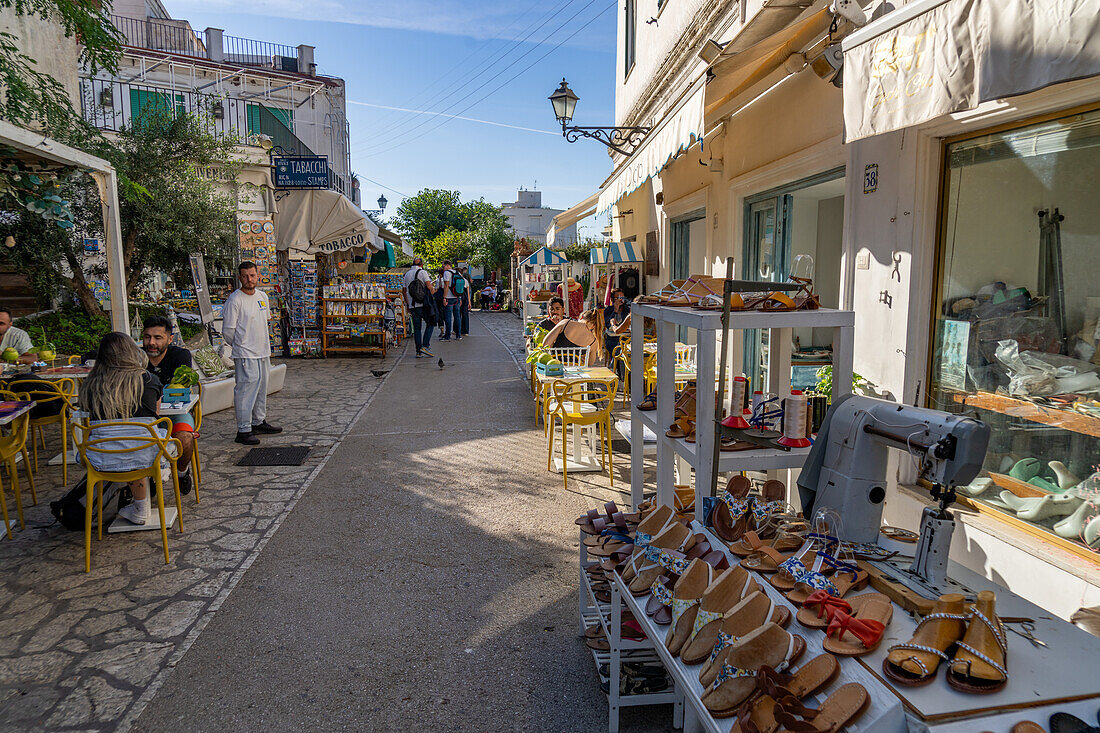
(15, 378, 76, 485)
(0, 389, 36, 537)
(546, 377, 619, 490)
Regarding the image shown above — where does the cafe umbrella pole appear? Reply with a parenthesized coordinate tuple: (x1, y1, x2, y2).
(709, 257, 735, 505)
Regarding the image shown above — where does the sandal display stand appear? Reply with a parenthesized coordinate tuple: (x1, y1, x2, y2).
(627, 302, 856, 515)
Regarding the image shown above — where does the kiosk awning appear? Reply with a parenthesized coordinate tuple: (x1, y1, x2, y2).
(596, 82, 705, 217)
(590, 241, 643, 264)
(274, 188, 382, 254)
(523, 246, 568, 267)
(547, 191, 599, 246)
(843, 0, 1100, 141)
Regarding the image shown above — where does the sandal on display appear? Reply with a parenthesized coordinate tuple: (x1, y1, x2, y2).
(822, 595, 893, 656)
(618, 504, 677, 581)
(797, 591, 888, 629)
(946, 590, 1009, 694)
(678, 565, 762, 665)
(730, 528, 804, 559)
(698, 593, 794, 686)
(754, 277, 821, 313)
(786, 553, 868, 605)
(1048, 713, 1100, 733)
(674, 385, 698, 418)
(769, 539, 839, 592)
(635, 279, 688, 305)
(730, 655, 840, 733)
(883, 593, 968, 686)
(626, 523, 694, 594)
(772, 682, 869, 732)
(699, 623, 806, 718)
(665, 559, 717, 655)
(648, 576, 674, 625)
(667, 416, 695, 439)
(713, 475, 755, 542)
(637, 392, 657, 411)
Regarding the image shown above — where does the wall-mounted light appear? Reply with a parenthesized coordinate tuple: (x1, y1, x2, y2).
(212, 101, 225, 119)
(549, 78, 650, 157)
(98, 87, 114, 108)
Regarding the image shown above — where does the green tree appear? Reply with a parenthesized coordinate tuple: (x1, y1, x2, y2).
(0, 107, 241, 316)
(391, 189, 467, 245)
(0, 0, 123, 134)
(392, 189, 512, 269)
(419, 227, 470, 269)
(467, 213, 513, 273)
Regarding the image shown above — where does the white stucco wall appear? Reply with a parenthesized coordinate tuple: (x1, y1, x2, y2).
(0, 7, 82, 115)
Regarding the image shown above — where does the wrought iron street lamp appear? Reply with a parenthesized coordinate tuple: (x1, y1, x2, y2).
(377, 194, 387, 212)
(548, 78, 650, 156)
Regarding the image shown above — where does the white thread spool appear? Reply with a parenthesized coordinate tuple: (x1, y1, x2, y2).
(722, 376, 750, 428)
(778, 390, 811, 447)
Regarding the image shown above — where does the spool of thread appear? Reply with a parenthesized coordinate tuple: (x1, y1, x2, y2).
(722, 376, 750, 429)
(778, 390, 812, 447)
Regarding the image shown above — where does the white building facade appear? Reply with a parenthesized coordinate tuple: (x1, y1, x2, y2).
(502, 189, 576, 247)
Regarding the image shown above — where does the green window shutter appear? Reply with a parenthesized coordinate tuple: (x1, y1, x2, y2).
(246, 103, 293, 135)
(130, 89, 184, 127)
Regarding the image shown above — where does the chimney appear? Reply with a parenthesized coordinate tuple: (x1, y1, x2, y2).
(205, 28, 224, 63)
(297, 44, 315, 76)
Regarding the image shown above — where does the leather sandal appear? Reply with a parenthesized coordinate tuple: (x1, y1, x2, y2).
(767, 534, 839, 590)
(713, 475, 754, 542)
(680, 569, 780, 666)
(730, 529, 804, 558)
(786, 552, 868, 605)
(618, 505, 677, 582)
(665, 559, 717, 656)
(700, 623, 806, 718)
(797, 591, 887, 629)
(883, 592, 968, 686)
(946, 590, 1008, 694)
(626, 523, 694, 594)
(772, 682, 868, 732)
(698, 593, 794, 687)
(730, 655, 840, 733)
(822, 595, 893, 656)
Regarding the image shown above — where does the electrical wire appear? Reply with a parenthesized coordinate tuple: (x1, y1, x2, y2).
(354, 173, 409, 199)
(357, 0, 615, 157)
(363, 0, 588, 141)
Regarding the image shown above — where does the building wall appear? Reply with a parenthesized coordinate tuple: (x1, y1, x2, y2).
(0, 7, 82, 114)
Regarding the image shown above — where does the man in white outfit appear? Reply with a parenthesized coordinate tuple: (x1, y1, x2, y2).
(222, 261, 282, 445)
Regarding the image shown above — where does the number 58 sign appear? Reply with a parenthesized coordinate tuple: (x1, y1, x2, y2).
(863, 163, 878, 194)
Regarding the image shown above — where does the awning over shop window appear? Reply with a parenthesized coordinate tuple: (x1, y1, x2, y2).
(843, 0, 1100, 142)
(369, 241, 396, 269)
(523, 246, 568, 267)
(589, 241, 642, 264)
(547, 191, 599, 246)
(274, 188, 382, 254)
(596, 82, 705, 217)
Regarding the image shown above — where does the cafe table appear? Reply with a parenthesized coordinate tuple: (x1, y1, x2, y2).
(535, 366, 618, 474)
(0, 401, 34, 535)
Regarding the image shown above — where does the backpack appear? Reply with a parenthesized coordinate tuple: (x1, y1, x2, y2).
(408, 267, 429, 305)
(50, 476, 131, 531)
(451, 272, 465, 295)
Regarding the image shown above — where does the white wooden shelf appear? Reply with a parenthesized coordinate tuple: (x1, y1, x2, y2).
(636, 409, 813, 472)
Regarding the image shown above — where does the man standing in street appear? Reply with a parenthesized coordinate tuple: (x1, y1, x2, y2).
(141, 315, 197, 494)
(438, 260, 459, 341)
(0, 308, 35, 364)
(402, 257, 436, 358)
(222, 261, 282, 445)
(604, 288, 630, 365)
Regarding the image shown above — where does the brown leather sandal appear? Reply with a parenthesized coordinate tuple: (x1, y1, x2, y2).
(946, 590, 1008, 694)
(730, 655, 840, 733)
(883, 593, 968, 686)
(773, 682, 868, 732)
(679, 565, 761, 665)
(699, 594, 795, 687)
(713, 475, 754, 542)
(700, 623, 806, 718)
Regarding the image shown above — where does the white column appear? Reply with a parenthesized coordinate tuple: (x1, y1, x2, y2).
(629, 309, 644, 510)
(93, 169, 129, 334)
(694, 326, 716, 522)
(656, 318, 676, 509)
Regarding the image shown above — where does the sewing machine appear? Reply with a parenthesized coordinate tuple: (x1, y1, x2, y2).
(797, 395, 990, 593)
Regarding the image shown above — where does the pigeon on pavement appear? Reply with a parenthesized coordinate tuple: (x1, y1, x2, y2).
(370, 369, 388, 377)
(438, 358, 445, 370)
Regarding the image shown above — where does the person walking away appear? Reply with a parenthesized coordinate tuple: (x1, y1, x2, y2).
(81, 332, 164, 525)
(0, 308, 35, 364)
(456, 266, 472, 338)
(603, 289, 631, 367)
(222, 261, 282, 445)
(480, 281, 497, 311)
(141, 315, 196, 494)
(402, 257, 437, 358)
(438, 260, 459, 341)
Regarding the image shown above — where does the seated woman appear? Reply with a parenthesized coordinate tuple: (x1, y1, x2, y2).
(80, 332, 164, 526)
(542, 308, 607, 366)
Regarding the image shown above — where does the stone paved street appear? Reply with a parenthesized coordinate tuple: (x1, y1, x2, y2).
(0, 312, 670, 732)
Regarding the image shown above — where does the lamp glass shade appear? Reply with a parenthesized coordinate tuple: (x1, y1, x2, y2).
(377, 194, 387, 211)
(549, 78, 579, 123)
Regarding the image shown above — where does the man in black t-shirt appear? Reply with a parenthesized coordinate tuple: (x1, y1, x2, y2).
(142, 316, 196, 494)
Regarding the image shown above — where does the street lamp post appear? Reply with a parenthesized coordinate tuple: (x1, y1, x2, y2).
(548, 78, 650, 156)
(366, 194, 387, 218)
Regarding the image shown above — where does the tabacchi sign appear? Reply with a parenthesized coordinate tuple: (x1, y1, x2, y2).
(274, 156, 330, 188)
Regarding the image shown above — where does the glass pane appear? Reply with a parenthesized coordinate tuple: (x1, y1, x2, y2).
(930, 107, 1100, 552)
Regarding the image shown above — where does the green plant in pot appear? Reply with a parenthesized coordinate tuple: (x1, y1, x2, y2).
(811, 365, 872, 402)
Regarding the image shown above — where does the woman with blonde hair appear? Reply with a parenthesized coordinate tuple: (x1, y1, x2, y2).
(543, 308, 606, 366)
(81, 332, 164, 525)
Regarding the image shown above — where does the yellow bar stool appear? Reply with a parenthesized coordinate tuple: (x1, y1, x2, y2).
(75, 417, 185, 572)
(0, 390, 36, 537)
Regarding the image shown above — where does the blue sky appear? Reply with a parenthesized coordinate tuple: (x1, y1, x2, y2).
(164, 0, 615, 239)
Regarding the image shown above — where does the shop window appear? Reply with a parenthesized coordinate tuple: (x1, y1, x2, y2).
(930, 106, 1100, 554)
(624, 0, 636, 79)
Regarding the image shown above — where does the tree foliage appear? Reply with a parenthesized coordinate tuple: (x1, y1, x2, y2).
(393, 188, 513, 272)
(0, 0, 123, 134)
(0, 107, 241, 316)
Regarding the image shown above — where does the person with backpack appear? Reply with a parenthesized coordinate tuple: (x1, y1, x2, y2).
(456, 266, 471, 338)
(402, 257, 437, 358)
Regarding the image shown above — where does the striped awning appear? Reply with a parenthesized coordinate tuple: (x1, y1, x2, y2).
(590, 241, 642, 264)
(523, 246, 568, 267)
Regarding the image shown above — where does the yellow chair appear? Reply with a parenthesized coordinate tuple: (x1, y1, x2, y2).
(66, 355, 82, 365)
(546, 377, 618, 490)
(0, 390, 36, 537)
(19, 378, 76, 485)
(74, 417, 184, 572)
(189, 383, 203, 501)
(534, 346, 590, 428)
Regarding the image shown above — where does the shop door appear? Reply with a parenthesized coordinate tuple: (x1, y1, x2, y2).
(743, 197, 790, 391)
(671, 212, 704, 341)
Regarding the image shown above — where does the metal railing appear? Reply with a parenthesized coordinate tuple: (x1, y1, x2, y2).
(111, 15, 207, 59)
(111, 15, 300, 71)
(79, 77, 354, 198)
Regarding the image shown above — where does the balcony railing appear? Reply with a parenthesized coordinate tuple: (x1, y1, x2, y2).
(79, 77, 353, 197)
(111, 15, 300, 72)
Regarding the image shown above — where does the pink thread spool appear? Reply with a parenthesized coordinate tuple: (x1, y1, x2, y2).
(722, 376, 750, 429)
(778, 390, 812, 447)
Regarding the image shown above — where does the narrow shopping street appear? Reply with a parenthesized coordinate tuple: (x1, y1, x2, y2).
(0, 312, 666, 731)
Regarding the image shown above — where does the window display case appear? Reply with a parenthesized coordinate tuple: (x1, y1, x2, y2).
(929, 105, 1100, 555)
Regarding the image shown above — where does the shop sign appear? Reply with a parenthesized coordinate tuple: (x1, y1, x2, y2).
(274, 156, 330, 188)
(313, 231, 368, 253)
(83, 237, 100, 254)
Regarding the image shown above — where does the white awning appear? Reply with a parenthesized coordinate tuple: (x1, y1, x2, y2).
(843, 0, 1100, 141)
(547, 191, 598, 247)
(596, 81, 705, 217)
(274, 189, 382, 254)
